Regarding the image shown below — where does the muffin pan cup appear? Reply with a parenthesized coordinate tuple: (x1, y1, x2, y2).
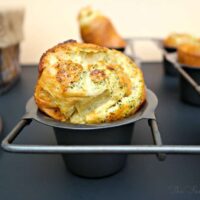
(2, 89, 167, 178)
(54, 125, 133, 178)
(3, 87, 200, 178)
(165, 53, 200, 106)
(163, 47, 178, 76)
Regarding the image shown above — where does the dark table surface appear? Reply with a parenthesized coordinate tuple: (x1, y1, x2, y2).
(0, 63, 200, 200)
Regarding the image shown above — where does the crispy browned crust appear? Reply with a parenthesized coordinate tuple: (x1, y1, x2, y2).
(178, 43, 200, 67)
(34, 85, 66, 121)
(106, 68, 146, 122)
(34, 41, 146, 124)
(79, 10, 126, 48)
(38, 40, 107, 74)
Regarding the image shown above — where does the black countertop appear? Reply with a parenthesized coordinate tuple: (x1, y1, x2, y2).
(0, 63, 200, 200)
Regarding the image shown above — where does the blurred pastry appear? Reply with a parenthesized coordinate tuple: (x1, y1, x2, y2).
(178, 42, 200, 67)
(78, 7, 126, 49)
(34, 40, 145, 124)
(163, 33, 197, 49)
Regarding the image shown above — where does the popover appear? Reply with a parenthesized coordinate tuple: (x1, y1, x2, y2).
(34, 40, 145, 124)
(78, 7, 126, 49)
(163, 33, 197, 49)
(178, 42, 200, 67)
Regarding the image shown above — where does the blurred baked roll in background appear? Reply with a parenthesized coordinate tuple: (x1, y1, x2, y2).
(163, 33, 198, 49)
(78, 7, 126, 49)
(34, 40, 145, 124)
(178, 42, 200, 67)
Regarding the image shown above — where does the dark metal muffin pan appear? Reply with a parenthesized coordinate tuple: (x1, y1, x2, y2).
(1, 89, 166, 178)
(2, 37, 200, 178)
(163, 47, 178, 76)
(2, 84, 200, 178)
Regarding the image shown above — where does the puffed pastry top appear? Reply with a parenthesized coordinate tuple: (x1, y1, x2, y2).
(34, 41, 146, 124)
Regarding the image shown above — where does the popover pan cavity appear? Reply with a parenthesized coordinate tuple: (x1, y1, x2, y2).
(165, 53, 200, 106)
(2, 89, 167, 178)
(163, 47, 178, 76)
(54, 124, 133, 178)
(180, 66, 200, 106)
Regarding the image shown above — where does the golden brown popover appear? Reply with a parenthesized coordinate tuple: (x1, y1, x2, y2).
(163, 33, 197, 49)
(178, 42, 200, 67)
(34, 40, 146, 124)
(78, 7, 126, 49)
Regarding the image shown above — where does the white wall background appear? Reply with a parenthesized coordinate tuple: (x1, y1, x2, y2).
(1, 0, 200, 63)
